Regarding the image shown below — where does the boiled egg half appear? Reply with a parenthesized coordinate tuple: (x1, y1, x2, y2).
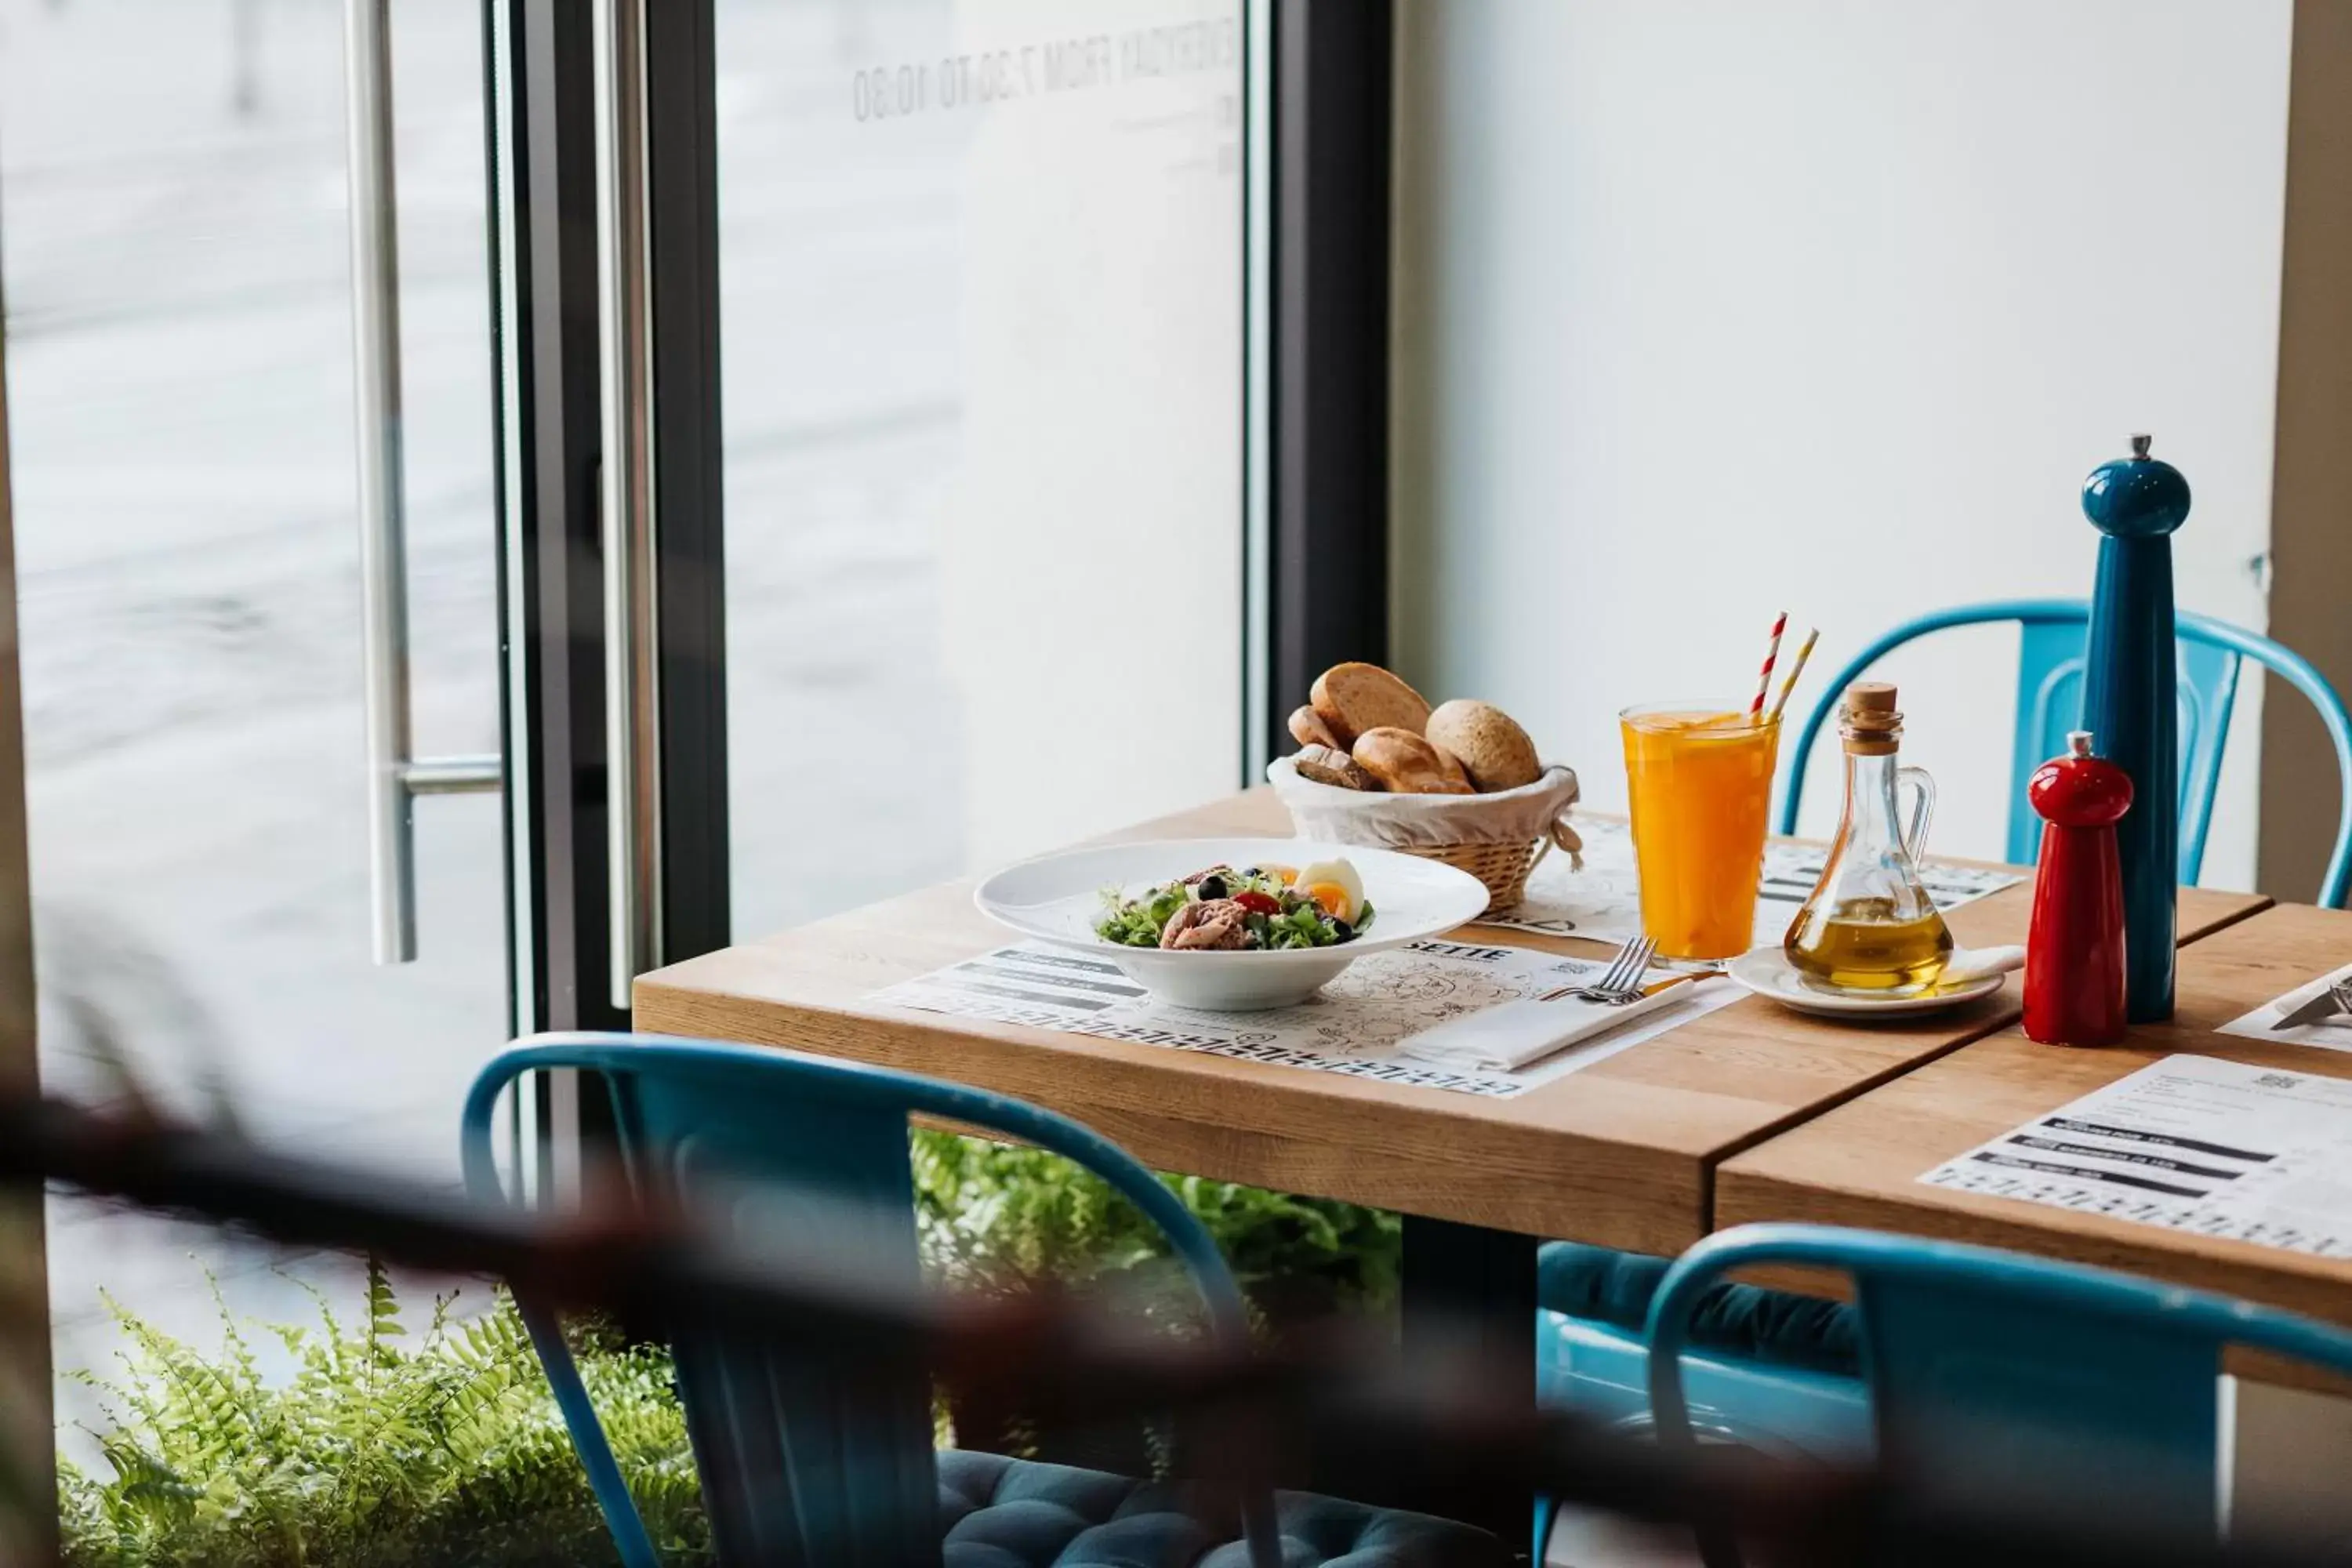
(1292, 858, 1364, 924)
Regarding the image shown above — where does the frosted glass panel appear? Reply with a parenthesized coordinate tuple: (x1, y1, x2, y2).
(717, 0, 1245, 937)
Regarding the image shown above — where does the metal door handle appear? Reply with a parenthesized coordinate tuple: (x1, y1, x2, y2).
(595, 0, 662, 1009)
(344, 0, 502, 966)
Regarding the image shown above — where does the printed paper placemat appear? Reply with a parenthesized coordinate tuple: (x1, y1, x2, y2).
(869, 938, 1745, 1100)
(1918, 1054, 2352, 1257)
(1483, 818, 2021, 945)
(2216, 961, 2352, 1051)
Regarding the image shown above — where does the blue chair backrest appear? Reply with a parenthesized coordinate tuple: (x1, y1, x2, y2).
(461, 1032, 1271, 1568)
(1776, 599, 2352, 908)
(1646, 1224, 2352, 1545)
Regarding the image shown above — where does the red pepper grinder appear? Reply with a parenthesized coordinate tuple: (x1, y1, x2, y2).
(2024, 731, 2134, 1046)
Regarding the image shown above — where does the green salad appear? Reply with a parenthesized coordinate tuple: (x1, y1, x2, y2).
(1095, 858, 1374, 952)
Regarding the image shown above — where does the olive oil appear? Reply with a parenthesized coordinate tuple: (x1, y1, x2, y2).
(1783, 681, 1956, 995)
(1785, 897, 1954, 992)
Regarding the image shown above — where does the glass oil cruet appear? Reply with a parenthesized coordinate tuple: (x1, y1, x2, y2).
(1784, 681, 1954, 993)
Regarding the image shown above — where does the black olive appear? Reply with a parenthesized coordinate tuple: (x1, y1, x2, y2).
(1197, 874, 1229, 901)
(1330, 919, 1353, 942)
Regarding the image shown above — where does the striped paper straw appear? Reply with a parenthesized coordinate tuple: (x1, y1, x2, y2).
(1748, 612, 1788, 720)
(1767, 627, 1822, 723)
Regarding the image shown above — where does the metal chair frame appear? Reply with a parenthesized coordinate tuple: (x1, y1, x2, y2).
(1777, 598, 2352, 907)
(461, 1033, 1276, 1568)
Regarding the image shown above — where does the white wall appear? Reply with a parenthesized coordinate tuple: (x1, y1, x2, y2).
(1392, 0, 2292, 886)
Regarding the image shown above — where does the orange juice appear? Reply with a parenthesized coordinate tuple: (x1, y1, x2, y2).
(1620, 704, 1780, 961)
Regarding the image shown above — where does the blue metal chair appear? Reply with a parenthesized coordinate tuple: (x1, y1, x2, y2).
(1530, 1248, 1869, 1559)
(1534, 1243, 1866, 1455)
(462, 1033, 1504, 1568)
(1647, 1224, 2352, 1559)
(1776, 598, 2352, 907)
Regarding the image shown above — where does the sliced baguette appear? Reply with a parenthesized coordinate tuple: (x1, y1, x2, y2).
(1288, 705, 1341, 750)
(1310, 662, 1431, 748)
(1352, 727, 1475, 794)
(1292, 743, 1375, 791)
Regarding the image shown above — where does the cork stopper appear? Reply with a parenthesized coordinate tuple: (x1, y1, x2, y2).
(1842, 682, 1902, 756)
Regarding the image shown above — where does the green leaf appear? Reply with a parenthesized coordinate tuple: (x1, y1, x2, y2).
(58, 1141, 1394, 1566)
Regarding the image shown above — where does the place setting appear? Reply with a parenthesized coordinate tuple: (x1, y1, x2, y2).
(870, 619, 2058, 1100)
(2218, 962, 2352, 1050)
(891, 822, 1751, 1099)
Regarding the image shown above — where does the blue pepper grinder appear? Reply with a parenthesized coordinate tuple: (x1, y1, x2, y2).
(2081, 433, 2190, 1023)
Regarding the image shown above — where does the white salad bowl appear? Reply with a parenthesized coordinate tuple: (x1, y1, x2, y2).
(972, 837, 1491, 1011)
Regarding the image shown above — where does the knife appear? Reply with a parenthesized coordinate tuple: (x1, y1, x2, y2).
(2271, 985, 2350, 1031)
(1639, 972, 1719, 1000)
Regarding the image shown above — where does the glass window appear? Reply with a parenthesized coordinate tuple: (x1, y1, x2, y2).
(1, 0, 504, 1374)
(714, 0, 1247, 937)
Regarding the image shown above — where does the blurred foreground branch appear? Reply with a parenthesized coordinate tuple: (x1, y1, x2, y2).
(1, 1090, 2346, 1568)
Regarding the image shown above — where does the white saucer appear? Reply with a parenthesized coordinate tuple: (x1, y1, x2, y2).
(1726, 946, 2010, 1018)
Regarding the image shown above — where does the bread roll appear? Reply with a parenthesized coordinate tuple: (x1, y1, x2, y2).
(1292, 743, 1375, 791)
(1428, 742, 1475, 793)
(1288, 705, 1341, 750)
(1352, 727, 1475, 794)
(1425, 699, 1541, 792)
(1310, 662, 1431, 748)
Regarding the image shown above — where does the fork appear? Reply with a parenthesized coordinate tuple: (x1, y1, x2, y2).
(2272, 978, 2352, 1031)
(1542, 935, 1658, 1005)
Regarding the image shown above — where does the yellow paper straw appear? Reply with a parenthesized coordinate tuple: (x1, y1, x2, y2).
(1766, 627, 1821, 723)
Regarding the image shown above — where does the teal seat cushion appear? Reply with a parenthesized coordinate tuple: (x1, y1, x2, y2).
(938, 1449, 1508, 1568)
(1537, 1241, 1859, 1377)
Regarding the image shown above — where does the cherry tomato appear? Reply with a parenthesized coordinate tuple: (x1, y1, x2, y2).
(1232, 890, 1282, 916)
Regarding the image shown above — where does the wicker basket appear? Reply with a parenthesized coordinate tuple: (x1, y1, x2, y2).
(1398, 839, 1549, 917)
(1266, 759, 1582, 918)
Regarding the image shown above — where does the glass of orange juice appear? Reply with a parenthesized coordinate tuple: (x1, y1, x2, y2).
(1620, 702, 1780, 962)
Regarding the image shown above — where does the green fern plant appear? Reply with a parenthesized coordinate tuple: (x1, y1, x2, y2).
(911, 1129, 1402, 1335)
(53, 1136, 1397, 1564)
(56, 1264, 707, 1568)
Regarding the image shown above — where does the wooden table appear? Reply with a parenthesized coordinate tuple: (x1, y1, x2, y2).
(633, 788, 2264, 1535)
(637, 789, 2262, 1259)
(1718, 902, 2352, 1327)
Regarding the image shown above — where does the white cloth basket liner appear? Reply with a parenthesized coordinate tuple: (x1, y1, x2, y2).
(1266, 758, 1581, 852)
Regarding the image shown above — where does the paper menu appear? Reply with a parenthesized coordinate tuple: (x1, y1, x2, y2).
(1918, 1054, 2352, 1257)
(2216, 960, 2352, 1052)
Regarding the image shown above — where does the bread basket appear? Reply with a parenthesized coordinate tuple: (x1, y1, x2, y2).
(1266, 759, 1582, 917)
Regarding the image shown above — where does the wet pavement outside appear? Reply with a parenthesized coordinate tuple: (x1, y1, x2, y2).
(2, 0, 973, 1424)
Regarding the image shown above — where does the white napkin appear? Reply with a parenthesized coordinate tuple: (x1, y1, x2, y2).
(1396, 983, 1701, 1073)
(1939, 945, 2027, 986)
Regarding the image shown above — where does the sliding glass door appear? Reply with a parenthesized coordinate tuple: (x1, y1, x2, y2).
(0, 0, 509, 1399)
